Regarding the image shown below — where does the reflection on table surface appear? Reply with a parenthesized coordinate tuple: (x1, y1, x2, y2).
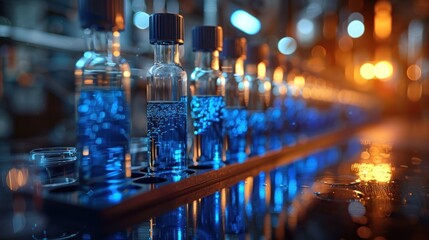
(2, 118, 429, 239)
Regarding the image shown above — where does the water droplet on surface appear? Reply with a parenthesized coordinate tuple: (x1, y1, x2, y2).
(314, 188, 365, 203)
(318, 175, 361, 186)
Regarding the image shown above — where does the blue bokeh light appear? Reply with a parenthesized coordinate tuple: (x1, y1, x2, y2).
(230, 10, 261, 35)
(133, 11, 150, 30)
(297, 18, 314, 35)
(278, 37, 297, 55)
(347, 20, 365, 38)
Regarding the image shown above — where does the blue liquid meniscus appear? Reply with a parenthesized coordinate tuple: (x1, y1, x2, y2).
(77, 88, 130, 186)
(147, 100, 187, 174)
(191, 96, 225, 165)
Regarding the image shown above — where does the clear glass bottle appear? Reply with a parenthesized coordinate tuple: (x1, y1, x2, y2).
(266, 54, 285, 150)
(284, 68, 306, 134)
(76, 0, 131, 188)
(147, 13, 187, 176)
(74, 20, 96, 128)
(244, 44, 270, 156)
(221, 37, 248, 163)
(75, 28, 95, 88)
(189, 26, 225, 169)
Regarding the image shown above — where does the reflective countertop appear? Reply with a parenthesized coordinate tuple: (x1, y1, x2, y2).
(2, 118, 429, 239)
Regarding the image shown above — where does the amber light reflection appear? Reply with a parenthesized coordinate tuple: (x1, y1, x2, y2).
(273, 67, 284, 84)
(351, 163, 392, 182)
(6, 168, 29, 191)
(359, 61, 393, 81)
(293, 75, 305, 88)
(374, 1, 392, 40)
(235, 58, 244, 76)
(257, 62, 266, 79)
(352, 141, 393, 183)
(125, 153, 131, 177)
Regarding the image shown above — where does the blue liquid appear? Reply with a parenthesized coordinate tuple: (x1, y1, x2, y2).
(266, 107, 283, 150)
(77, 88, 130, 186)
(190, 96, 225, 165)
(147, 100, 187, 174)
(248, 111, 267, 156)
(223, 107, 248, 163)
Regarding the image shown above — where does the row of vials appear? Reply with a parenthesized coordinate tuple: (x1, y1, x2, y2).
(75, 0, 377, 189)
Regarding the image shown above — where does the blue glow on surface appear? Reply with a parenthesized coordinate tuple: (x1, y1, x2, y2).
(108, 188, 122, 203)
(230, 10, 261, 35)
(258, 172, 266, 201)
(215, 192, 220, 225)
(273, 171, 284, 213)
(288, 178, 297, 198)
(246, 198, 253, 217)
(274, 187, 283, 208)
(225, 181, 246, 234)
(274, 187, 283, 212)
(288, 164, 296, 178)
(239, 180, 245, 197)
(275, 169, 283, 186)
(177, 229, 182, 239)
(306, 156, 318, 172)
(327, 147, 340, 164)
(287, 165, 297, 199)
(296, 159, 306, 172)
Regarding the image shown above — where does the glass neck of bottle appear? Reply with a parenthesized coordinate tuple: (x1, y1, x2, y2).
(154, 44, 180, 64)
(91, 30, 121, 59)
(83, 28, 94, 52)
(246, 63, 258, 76)
(246, 62, 266, 79)
(195, 51, 219, 70)
(222, 57, 245, 76)
(221, 58, 236, 74)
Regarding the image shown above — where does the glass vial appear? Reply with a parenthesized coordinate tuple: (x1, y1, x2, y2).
(266, 54, 285, 150)
(147, 13, 187, 176)
(75, 28, 95, 90)
(76, 0, 131, 188)
(221, 37, 248, 163)
(189, 26, 225, 169)
(244, 44, 270, 156)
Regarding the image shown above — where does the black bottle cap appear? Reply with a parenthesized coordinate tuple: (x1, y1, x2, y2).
(192, 26, 223, 52)
(220, 37, 247, 59)
(79, 0, 125, 31)
(149, 13, 184, 45)
(246, 43, 269, 64)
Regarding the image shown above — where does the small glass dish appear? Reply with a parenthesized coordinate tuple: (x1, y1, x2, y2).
(29, 147, 78, 188)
